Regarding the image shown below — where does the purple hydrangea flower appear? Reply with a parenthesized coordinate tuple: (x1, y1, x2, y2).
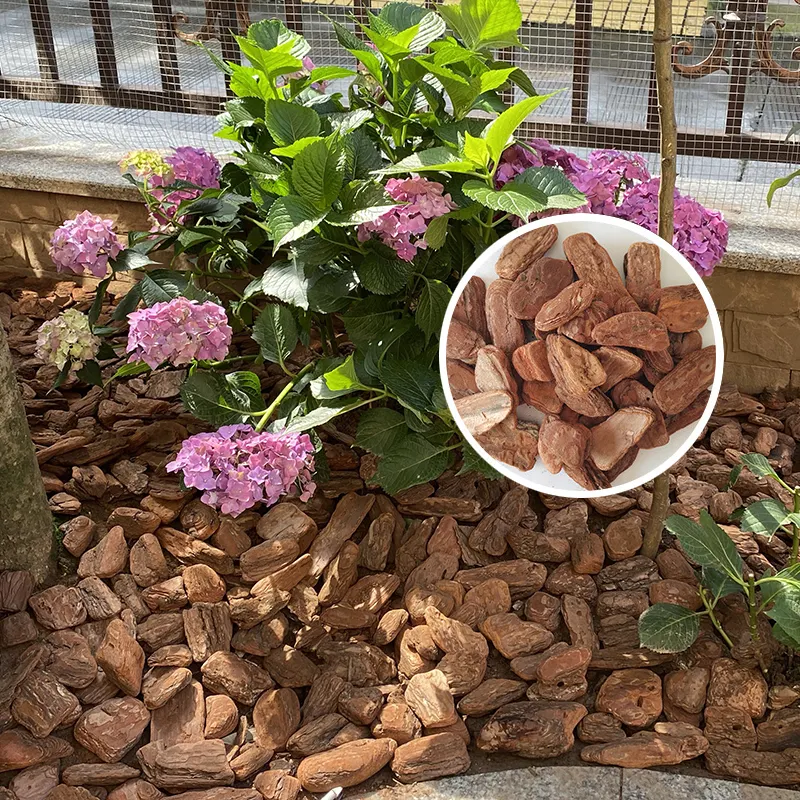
(49, 211, 123, 278)
(166, 424, 316, 516)
(126, 297, 233, 369)
(149, 147, 221, 229)
(616, 177, 728, 276)
(357, 177, 455, 261)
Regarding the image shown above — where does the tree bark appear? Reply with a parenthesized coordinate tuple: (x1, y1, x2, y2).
(642, 0, 677, 561)
(0, 323, 54, 582)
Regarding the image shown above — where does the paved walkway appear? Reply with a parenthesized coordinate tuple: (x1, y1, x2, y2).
(359, 766, 800, 800)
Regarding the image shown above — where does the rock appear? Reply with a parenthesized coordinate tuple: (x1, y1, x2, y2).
(457, 679, 527, 716)
(253, 772, 300, 800)
(183, 603, 232, 662)
(129, 536, 170, 588)
(12, 670, 79, 737)
(183, 565, 226, 604)
(62, 765, 140, 786)
(704, 706, 757, 749)
(203, 695, 238, 739)
(29, 586, 87, 630)
(137, 741, 234, 791)
(391, 731, 470, 783)
(480, 613, 554, 659)
(0, 611, 38, 646)
(77, 527, 128, 579)
(596, 669, 662, 728)
(477, 701, 587, 758)
(253, 688, 301, 751)
(74, 697, 150, 762)
(150, 681, 205, 746)
(61, 518, 97, 558)
(602, 517, 642, 561)
(571, 532, 605, 574)
(295, 737, 397, 792)
(200, 652, 273, 704)
(142, 667, 193, 709)
(106, 780, 162, 800)
(705, 744, 800, 785)
(0, 729, 72, 771)
(707, 658, 768, 718)
(577, 712, 626, 743)
(96, 619, 145, 696)
(581, 727, 708, 767)
(9, 763, 59, 800)
(404, 670, 457, 729)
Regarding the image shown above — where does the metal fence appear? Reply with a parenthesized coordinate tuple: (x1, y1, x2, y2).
(1, 0, 799, 170)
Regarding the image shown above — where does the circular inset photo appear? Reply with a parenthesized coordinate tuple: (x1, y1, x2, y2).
(440, 213, 724, 498)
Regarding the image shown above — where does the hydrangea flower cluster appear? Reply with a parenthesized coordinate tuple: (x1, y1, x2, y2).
(49, 211, 123, 278)
(616, 178, 729, 276)
(35, 309, 100, 371)
(119, 150, 171, 180)
(166, 424, 316, 516)
(126, 297, 233, 369)
(146, 147, 221, 229)
(357, 177, 455, 261)
(284, 56, 328, 91)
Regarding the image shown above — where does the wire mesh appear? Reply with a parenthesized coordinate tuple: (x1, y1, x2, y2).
(0, 0, 798, 218)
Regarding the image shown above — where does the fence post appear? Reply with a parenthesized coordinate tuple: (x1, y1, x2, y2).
(572, 0, 592, 125)
(27, 0, 59, 82)
(88, 0, 120, 98)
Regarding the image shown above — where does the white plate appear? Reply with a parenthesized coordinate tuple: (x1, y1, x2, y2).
(439, 213, 725, 498)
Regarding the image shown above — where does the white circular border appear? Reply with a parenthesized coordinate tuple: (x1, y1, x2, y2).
(439, 213, 725, 498)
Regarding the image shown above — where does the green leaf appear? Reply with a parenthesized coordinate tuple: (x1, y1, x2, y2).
(725, 464, 743, 491)
(321, 355, 368, 394)
(307, 267, 359, 313)
(111, 284, 142, 321)
(343, 129, 384, 181)
(356, 252, 413, 295)
(767, 168, 800, 207)
(268, 195, 327, 251)
(373, 434, 450, 495)
(702, 567, 742, 601)
(378, 146, 477, 175)
(285, 397, 361, 432)
(771, 622, 800, 651)
(638, 603, 701, 653)
(308, 65, 357, 84)
(327, 181, 396, 226)
(239, 151, 283, 177)
(740, 452, 781, 481)
(88, 277, 111, 326)
(248, 19, 309, 58)
(766, 586, 800, 646)
(463, 178, 547, 219)
(265, 99, 321, 146)
(328, 18, 385, 82)
(459, 441, 502, 479)
(356, 407, 408, 456)
(139, 269, 188, 306)
(180, 371, 264, 426)
(291, 139, 343, 211)
(292, 235, 342, 267)
(110, 361, 151, 382)
(380, 359, 444, 413)
(477, 66, 516, 94)
(341, 297, 403, 348)
(111, 249, 157, 272)
(261, 259, 310, 310)
(483, 93, 558, 163)
(512, 166, 586, 209)
(416, 280, 452, 340)
(271, 136, 323, 158)
(253, 303, 298, 363)
(665, 511, 745, 583)
(424, 215, 448, 250)
(740, 498, 792, 538)
(408, 11, 447, 50)
(76, 360, 103, 387)
(759, 562, 800, 607)
(436, 0, 522, 50)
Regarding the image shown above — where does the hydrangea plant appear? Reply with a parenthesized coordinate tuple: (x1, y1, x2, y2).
(37, 0, 730, 514)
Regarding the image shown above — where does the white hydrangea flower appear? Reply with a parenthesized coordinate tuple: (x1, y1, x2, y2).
(35, 309, 101, 371)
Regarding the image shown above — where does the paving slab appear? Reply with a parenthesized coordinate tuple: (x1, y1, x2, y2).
(623, 768, 800, 800)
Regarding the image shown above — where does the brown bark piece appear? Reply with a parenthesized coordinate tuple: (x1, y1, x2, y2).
(453, 275, 489, 341)
(446, 360, 478, 399)
(307, 492, 375, 578)
(295, 738, 397, 792)
(546, 335, 606, 397)
(486, 279, 525, 354)
(538, 417, 590, 475)
(474, 346, 518, 401)
(475, 417, 538, 472)
(455, 391, 514, 437)
(611, 379, 669, 449)
(589, 408, 656, 471)
(563, 233, 630, 307)
(536, 280, 596, 331)
(496, 224, 558, 280)
(512, 340, 553, 382)
(559, 300, 614, 344)
(391, 732, 470, 783)
(656, 284, 708, 332)
(508, 258, 574, 320)
(521, 381, 563, 414)
(446, 319, 485, 365)
(596, 347, 643, 392)
(592, 312, 670, 351)
(624, 242, 661, 312)
(555, 387, 614, 418)
(653, 346, 716, 416)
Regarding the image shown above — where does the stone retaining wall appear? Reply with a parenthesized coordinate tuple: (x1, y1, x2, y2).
(1, 184, 798, 395)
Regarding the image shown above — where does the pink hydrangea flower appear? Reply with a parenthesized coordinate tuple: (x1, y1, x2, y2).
(148, 147, 221, 229)
(126, 297, 233, 369)
(166, 424, 316, 516)
(357, 177, 455, 261)
(616, 178, 728, 276)
(49, 211, 123, 278)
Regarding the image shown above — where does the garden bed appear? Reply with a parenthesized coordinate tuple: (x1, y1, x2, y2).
(2, 281, 800, 798)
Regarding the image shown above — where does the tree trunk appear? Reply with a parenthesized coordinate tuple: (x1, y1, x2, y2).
(641, 0, 677, 561)
(0, 323, 54, 582)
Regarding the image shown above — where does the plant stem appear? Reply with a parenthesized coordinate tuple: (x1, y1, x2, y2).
(324, 316, 339, 356)
(747, 573, 769, 675)
(792, 489, 800, 565)
(642, 473, 670, 559)
(254, 363, 313, 433)
(699, 586, 735, 650)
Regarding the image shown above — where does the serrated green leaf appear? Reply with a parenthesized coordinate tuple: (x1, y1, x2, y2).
(284, 396, 361, 432)
(637, 603, 701, 653)
(180, 371, 264, 426)
(771, 622, 800, 651)
(436, 0, 522, 51)
(265, 99, 321, 146)
(239, 151, 283, 177)
(341, 297, 403, 348)
(355, 407, 408, 456)
(739, 498, 792, 538)
(512, 166, 586, 209)
(327, 182, 396, 226)
(726, 464, 743, 491)
(424, 215, 448, 250)
(111, 284, 142, 320)
(261, 259, 310, 310)
(766, 586, 800, 645)
(665, 511, 744, 582)
(373, 434, 450, 494)
(139, 270, 188, 306)
(109, 361, 151, 382)
(463, 178, 547, 219)
(356, 252, 413, 295)
(307, 268, 359, 313)
(88, 277, 111, 326)
(740, 452, 781, 481)
(759, 562, 800, 607)
(111, 249, 157, 272)
(248, 19, 309, 58)
(291, 139, 343, 211)
(320, 354, 368, 396)
(271, 136, 323, 158)
(416, 280, 452, 340)
(483, 94, 558, 163)
(253, 303, 298, 363)
(343, 129, 384, 181)
(702, 567, 742, 601)
(377, 146, 476, 175)
(76, 360, 103, 387)
(380, 359, 444, 413)
(459, 440, 502, 479)
(268, 195, 327, 251)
